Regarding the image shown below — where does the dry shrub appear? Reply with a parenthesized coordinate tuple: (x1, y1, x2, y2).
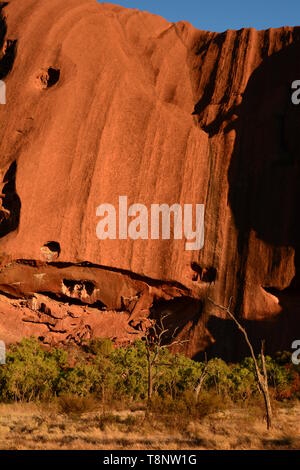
(276, 371, 300, 401)
(196, 391, 228, 417)
(147, 390, 227, 432)
(58, 394, 98, 415)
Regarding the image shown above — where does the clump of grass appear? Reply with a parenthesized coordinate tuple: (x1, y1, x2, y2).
(98, 412, 141, 431)
(98, 412, 118, 431)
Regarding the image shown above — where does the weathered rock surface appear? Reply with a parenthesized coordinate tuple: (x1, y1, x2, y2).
(0, 0, 299, 359)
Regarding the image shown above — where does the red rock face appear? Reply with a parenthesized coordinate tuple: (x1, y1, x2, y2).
(0, 0, 299, 359)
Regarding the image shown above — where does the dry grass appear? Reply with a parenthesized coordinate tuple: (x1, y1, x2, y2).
(57, 395, 99, 415)
(0, 401, 299, 450)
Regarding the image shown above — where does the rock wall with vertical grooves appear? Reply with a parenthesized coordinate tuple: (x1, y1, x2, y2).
(0, 0, 299, 359)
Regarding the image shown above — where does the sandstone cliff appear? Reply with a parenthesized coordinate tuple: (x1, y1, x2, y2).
(0, 0, 299, 359)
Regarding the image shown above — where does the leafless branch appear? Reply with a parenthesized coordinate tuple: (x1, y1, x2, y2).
(208, 297, 272, 429)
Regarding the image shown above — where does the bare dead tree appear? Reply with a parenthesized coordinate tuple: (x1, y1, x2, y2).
(143, 313, 188, 401)
(194, 352, 208, 401)
(209, 297, 272, 430)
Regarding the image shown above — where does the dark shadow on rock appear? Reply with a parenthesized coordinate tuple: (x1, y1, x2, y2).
(0, 3, 8, 45)
(206, 310, 300, 362)
(213, 39, 300, 360)
(0, 3, 17, 80)
(192, 32, 227, 126)
(149, 296, 203, 344)
(0, 161, 21, 238)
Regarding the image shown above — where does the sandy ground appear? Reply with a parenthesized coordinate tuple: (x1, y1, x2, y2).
(0, 402, 299, 450)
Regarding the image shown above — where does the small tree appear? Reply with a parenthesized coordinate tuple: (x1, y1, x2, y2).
(209, 297, 273, 430)
(142, 313, 188, 400)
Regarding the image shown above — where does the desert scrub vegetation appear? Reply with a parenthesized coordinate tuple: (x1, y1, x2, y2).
(0, 338, 300, 450)
(0, 337, 299, 409)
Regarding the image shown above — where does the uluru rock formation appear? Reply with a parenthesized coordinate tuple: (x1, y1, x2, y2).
(0, 0, 299, 359)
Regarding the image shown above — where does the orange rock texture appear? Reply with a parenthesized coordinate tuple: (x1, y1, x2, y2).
(0, 0, 299, 359)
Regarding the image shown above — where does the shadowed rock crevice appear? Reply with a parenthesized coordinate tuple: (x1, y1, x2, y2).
(0, 3, 17, 80)
(0, 3, 8, 42)
(36, 67, 60, 89)
(44, 241, 61, 253)
(40, 242, 61, 261)
(148, 296, 204, 346)
(39, 290, 107, 310)
(62, 279, 96, 299)
(191, 262, 217, 283)
(192, 32, 226, 123)
(0, 160, 21, 238)
(0, 38, 17, 80)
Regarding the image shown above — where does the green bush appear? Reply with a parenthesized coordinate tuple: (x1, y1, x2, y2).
(0, 337, 299, 407)
(58, 362, 102, 397)
(85, 338, 114, 357)
(0, 338, 67, 401)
